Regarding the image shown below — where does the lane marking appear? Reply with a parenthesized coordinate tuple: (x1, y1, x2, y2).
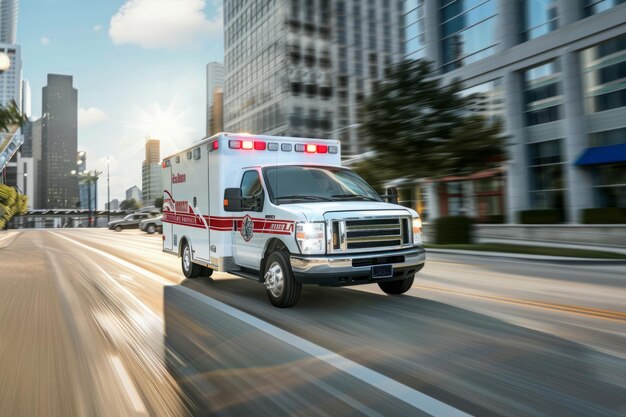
(415, 284, 626, 322)
(174, 285, 472, 417)
(51, 231, 471, 416)
(52, 232, 174, 286)
(110, 355, 148, 415)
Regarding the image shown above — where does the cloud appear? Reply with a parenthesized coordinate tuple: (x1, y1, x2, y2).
(78, 107, 109, 127)
(108, 0, 222, 49)
(40, 37, 50, 45)
(93, 24, 103, 32)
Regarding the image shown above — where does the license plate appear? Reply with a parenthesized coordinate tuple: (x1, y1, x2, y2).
(372, 264, 393, 279)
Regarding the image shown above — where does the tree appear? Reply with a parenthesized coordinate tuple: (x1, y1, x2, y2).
(154, 197, 163, 210)
(0, 185, 28, 229)
(120, 198, 141, 211)
(360, 59, 507, 181)
(0, 101, 26, 132)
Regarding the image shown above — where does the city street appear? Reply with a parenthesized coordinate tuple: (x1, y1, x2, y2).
(1, 229, 626, 417)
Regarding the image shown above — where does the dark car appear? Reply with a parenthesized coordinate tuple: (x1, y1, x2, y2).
(108, 212, 156, 232)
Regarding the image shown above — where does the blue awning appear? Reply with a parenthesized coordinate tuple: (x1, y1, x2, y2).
(575, 143, 626, 166)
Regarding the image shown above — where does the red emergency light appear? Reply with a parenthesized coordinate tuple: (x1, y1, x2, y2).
(317, 145, 328, 154)
(254, 141, 267, 151)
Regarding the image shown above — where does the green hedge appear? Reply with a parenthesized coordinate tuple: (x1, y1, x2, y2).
(519, 209, 564, 224)
(582, 208, 626, 224)
(434, 216, 474, 244)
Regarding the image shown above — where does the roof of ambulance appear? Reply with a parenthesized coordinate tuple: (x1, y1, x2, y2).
(163, 132, 340, 161)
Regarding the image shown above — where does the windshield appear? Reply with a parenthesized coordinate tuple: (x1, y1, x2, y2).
(263, 165, 382, 204)
(124, 215, 134, 220)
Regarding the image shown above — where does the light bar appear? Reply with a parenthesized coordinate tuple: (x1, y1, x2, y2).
(306, 144, 317, 153)
(328, 145, 339, 154)
(281, 143, 292, 152)
(295, 144, 305, 152)
(317, 145, 328, 154)
(229, 140, 241, 149)
(254, 141, 267, 151)
(268, 142, 279, 151)
(242, 140, 254, 150)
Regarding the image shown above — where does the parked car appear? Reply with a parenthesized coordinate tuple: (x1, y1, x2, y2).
(108, 212, 156, 232)
(139, 215, 162, 234)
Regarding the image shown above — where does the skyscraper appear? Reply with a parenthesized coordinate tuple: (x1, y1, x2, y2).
(209, 87, 224, 135)
(126, 185, 142, 202)
(40, 74, 78, 209)
(402, 0, 626, 223)
(0, 0, 18, 44)
(206, 61, 224, 136)
(0, 43, 21, 108)
(142, 138, 163, 207)
(223, 0, 404, 156)
(21, 78, 30, 117)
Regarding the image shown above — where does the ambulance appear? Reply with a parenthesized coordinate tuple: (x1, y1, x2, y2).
(162, 133, 426, 307)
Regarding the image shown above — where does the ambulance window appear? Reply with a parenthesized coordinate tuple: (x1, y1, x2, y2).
(241, 170, 263, 197)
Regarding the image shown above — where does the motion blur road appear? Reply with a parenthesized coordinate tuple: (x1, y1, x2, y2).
(1, 229, 625, 417)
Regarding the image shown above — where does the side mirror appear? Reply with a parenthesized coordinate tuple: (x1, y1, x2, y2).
(224, 188, 243, 212)
(382, 187, 399, 204)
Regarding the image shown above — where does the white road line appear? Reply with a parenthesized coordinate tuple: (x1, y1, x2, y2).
(109, 355, 148, 415)
(52, 231, 471, 417)
(173, 285, 472, 417)
(0, 232, 16, 244)
(52, 232, 174, 286)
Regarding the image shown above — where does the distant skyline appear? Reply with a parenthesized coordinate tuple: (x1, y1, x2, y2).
(19, 0, 224, 208)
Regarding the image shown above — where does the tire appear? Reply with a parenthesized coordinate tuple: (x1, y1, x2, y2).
(146, 224, 156, 234)
(157, 226, 163, 234)
(115, 225, 122, 232)
(378, 275, 415, 295)
(181, 242, 202, 278)
(263, 251, 301, 308)
(200, 266, 214, 277)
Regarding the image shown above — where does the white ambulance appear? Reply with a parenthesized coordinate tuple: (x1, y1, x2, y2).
(162, 133, 425, 307)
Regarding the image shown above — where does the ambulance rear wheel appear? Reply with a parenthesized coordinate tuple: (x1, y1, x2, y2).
(200, 266, 214, 277)
(264, 252, 301, 308)
(182, 242, 201, 278)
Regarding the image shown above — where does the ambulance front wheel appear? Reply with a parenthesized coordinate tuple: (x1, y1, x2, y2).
(181, 242, 202, 278)
(264, 251, 301, 308)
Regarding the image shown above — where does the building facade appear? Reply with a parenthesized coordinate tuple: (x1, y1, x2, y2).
(403, 0, 626, 223)
(206, 61, 224, 136)
(141, 138, 163, 207)
(0, 0, 18, 44)
(106, 198, 120, 211)
(126, 185, 142, 202)
(40, 74, 79, 209)
(223, 0, 405, 156)
(0, 43, 21, 108)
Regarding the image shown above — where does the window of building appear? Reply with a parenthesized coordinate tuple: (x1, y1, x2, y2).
(461, 79, 505, 124)
(584, 0, 626, 16)
(523, 61, 563, 126)
(590, 127, 626, 147)
(440, 0, 498, 73)
(522, 0, 558, 41)
(592, 163, 626, 207)
(581, 33, 626, 113)
(528, 139, 566, 210)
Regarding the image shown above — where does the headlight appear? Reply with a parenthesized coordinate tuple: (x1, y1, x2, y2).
(295, 222, 326, 255)
(412, 217, 422, 245)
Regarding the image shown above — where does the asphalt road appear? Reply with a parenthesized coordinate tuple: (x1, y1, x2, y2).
(1, 229, 625, 417)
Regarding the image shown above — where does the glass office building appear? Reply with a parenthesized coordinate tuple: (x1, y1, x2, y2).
(403, 0, 626, 222)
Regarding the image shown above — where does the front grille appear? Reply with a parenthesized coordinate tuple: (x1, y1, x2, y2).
(341, 217, 409, 252)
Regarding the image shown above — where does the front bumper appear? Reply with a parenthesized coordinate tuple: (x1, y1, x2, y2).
(290, 246, 426, 287)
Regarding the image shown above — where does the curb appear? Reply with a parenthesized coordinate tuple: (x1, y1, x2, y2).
(425, 248, 626, 264)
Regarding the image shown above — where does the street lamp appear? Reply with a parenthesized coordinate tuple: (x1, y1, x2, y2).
(0, 52, 10, 72)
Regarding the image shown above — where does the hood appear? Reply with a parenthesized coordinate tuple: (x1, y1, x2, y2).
(108, 219, 124, 226)
(276, 201, 415, 222)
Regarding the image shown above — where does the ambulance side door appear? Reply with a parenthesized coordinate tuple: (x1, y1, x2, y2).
(232, 169, 265, 269)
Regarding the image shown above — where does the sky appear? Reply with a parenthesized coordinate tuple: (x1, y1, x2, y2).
(19, 0, 224, 208)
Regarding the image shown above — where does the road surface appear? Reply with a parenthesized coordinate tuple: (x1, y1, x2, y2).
(1, 229, 625, 417)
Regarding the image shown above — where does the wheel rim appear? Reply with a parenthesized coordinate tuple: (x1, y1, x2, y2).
(264, 261, 284, 298)
(183, 246, 191, 272)
(148, 225, 155, 233)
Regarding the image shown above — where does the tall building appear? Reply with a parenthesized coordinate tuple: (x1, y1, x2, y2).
(0, 0, 18, 44)
(126, 185, 142, 202)
(106, 198, 120, 211)
(21, 78, 30, 117)
(206, 61, 224, 136)
(142, 138, 163, 207)
(402, 0, 626, 223)
(0, 43, 21, 108)
(40, 74, 78, 209)
(76, 151, 97, 211)
(223, 0, 404, 156)
(209, 87, 224, 135)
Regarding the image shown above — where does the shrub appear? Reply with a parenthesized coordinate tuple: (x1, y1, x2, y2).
(519, 209, 564, 224)
(582, 208, 626, 224)
(434, 216, 474, 244)
(479, 215, 505, 224)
